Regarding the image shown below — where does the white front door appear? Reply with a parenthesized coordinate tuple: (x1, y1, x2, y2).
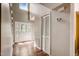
(41, 13, 50, 55)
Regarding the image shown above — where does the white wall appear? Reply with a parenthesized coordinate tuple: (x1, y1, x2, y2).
(30, 3, 50, 16)
(1, 4, 13, 56)
(30, 3, 50, 48)
(51, 11, 70, 56)
(74, 3, 79, 12)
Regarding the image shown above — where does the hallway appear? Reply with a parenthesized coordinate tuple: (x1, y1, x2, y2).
(1, 3, 72, 56)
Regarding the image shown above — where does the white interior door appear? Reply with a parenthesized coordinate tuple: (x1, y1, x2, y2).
(41, 13, 50, 55)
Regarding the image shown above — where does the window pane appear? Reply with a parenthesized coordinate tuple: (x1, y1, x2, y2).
(19, 3, 28, 11)
(15, 22, 34, 42)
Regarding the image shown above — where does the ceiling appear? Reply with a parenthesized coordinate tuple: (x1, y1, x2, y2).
(41, 3, 70, 12)
(41, 3, 63, 10)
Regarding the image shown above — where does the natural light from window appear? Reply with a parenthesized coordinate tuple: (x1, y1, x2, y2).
(19, 3, 28, 11)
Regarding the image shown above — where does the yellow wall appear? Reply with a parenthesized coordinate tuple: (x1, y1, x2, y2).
(76, 12, 79, 49)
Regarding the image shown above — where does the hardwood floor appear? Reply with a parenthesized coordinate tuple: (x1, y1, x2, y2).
(34, 47, 49, 56)
(13, 41, 49, 56)
(75, 49, 79, 56)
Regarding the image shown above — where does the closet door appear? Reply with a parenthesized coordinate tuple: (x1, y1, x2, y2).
(41, 13, 50, 55)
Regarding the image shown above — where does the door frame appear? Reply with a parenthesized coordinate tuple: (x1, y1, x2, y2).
(41, 12, 51, 55)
